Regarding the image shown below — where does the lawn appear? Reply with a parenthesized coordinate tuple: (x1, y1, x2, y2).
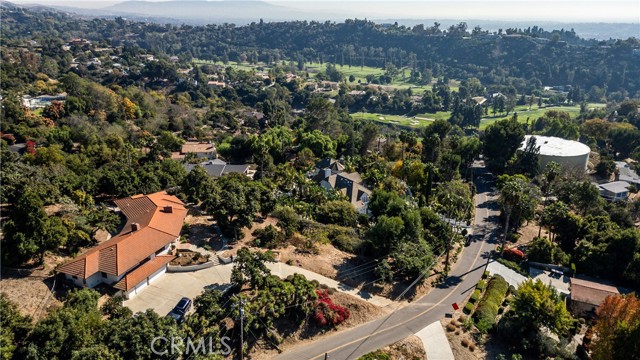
(192, 59, 451, 94)
(478, 103, 605, 130)
(351, 112, 441, 128)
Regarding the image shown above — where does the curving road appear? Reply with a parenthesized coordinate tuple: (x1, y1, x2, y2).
(276, 162, 501, 360)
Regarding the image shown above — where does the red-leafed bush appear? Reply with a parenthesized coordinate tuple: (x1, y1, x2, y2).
(313, 289, 350, 327)
(25, 140, 36, 155)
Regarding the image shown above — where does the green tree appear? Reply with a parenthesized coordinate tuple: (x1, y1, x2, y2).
(482, 117, 525, 172)
(181, 165, 217, 204)
(368, 189, 406, 219)
(252, 224, 285, 249)
(390, 240, 434, 280)
(101, 310, 182, 360)
(204, 174, 260, 240)
(0, 295, 32, 360)
(315, 200, 358, 227)
(231, 247, 276, 289)
(22, 289, 103, 360)
(2, 189, 65, 265)
(367, 215, 404, 255)
(497, 175, 540, 253)
(299, 129, 337, 159)
(514, 136, 540, 177)
(305, 97, 339, 133)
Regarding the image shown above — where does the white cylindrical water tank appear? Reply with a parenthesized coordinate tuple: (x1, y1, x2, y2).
(519, 135, 591, 171)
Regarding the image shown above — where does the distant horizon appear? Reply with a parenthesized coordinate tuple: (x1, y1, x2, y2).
(9, 0, 640, 23)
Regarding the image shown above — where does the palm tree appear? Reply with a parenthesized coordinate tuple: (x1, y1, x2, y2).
(537, 161, 560, 237)
(498, 178, 525, 255)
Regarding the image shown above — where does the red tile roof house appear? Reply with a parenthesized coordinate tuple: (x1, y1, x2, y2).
(170, 141, 216, 160)
(58, 192, 187, 299)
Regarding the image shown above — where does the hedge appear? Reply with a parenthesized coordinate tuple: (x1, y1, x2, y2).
(464, 302, 474, 315)
(476, 280, 486, 291)
(470, 289, 481, 303)
(473, 275, 509, 330)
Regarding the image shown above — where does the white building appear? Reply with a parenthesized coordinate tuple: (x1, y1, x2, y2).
(519, 135, 591, 171)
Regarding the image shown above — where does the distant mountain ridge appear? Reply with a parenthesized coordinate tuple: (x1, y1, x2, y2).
(6, 0, 638, 40)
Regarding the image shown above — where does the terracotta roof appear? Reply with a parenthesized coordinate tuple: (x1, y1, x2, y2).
(113, 255, 175, 291)
(571, 277, 619, 306)
(58, 191, 187, 279)
(181, 141, 215, 154)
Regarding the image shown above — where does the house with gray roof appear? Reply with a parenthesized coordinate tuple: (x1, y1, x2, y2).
(615, 161, 640, 187)
(598, 180, 631, 201)
(311, 158, 371, 214)
(184, 159, 254, 179)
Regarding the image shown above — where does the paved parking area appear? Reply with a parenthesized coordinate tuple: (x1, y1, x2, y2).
(486, 261, 527, 287)
(124, 261, 395, 316)
(124, 264, 234, 315)
(529, 267, 570, 294)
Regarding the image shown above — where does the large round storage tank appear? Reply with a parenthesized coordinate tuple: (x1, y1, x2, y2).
(519, 135, 591, 172)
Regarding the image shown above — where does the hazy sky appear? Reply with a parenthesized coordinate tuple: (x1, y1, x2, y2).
(9, 0, 640, 22)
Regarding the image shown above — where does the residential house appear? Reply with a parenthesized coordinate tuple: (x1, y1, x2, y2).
(58, 191, 187, 299)
(184, 159, 255, 179)
(310, 158, 372, 214)
(615, 161, 640, 187)
(207, 81, 227, 88)
(22, 93, 67, 109)
(171, 141, 216, 160)
(599, 181, 631, 201)
(472, 96, 487, 105)
(569, 276, 620, 317)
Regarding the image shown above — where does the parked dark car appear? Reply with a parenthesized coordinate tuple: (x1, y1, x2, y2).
(167, 297, 192, 323)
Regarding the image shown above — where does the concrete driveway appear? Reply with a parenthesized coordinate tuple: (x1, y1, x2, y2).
(124, 263, 234, 315)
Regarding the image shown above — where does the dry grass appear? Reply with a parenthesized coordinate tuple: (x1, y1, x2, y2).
(441, 319, 486, 360)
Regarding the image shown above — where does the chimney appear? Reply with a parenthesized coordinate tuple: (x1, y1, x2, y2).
(164, 205, 173, 213)
(131, 223, 140, 232)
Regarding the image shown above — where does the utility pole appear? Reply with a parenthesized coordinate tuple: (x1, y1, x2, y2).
(237, 297, 245, 360)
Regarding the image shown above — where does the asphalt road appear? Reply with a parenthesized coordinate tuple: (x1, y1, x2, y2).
(276, 163, 501, 360)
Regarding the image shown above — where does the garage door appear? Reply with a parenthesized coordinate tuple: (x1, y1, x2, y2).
(132, 279, 148, 296)
(148, 266, 167, 284)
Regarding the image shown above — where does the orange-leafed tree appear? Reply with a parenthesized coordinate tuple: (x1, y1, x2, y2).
(591, 293, 640, 360)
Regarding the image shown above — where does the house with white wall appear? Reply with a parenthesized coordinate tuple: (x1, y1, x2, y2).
(58, 191, 187, 299)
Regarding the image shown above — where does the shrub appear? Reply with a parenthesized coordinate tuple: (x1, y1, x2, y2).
(359, 351, 390, 360)
(483, 270, 490, 279)
(477, 280, 486, 291)
(461, 338, 470, 347)
(289, 233, 319, 255)
(470, 289, 481, 303)
(315, 200, 358, 227)
(332, 233, 363, 254)
(455, 330, 461, 335)
(252, 225, 285, 249)
(313, 289, 350, 327)
(446, 323, 456, 332)
(473, 275, 509, 331)
(464, 302, 474, 315)
(496, 257, 529, 276)
(375, 260, 394, 283)
(469, 344, 476, 352)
